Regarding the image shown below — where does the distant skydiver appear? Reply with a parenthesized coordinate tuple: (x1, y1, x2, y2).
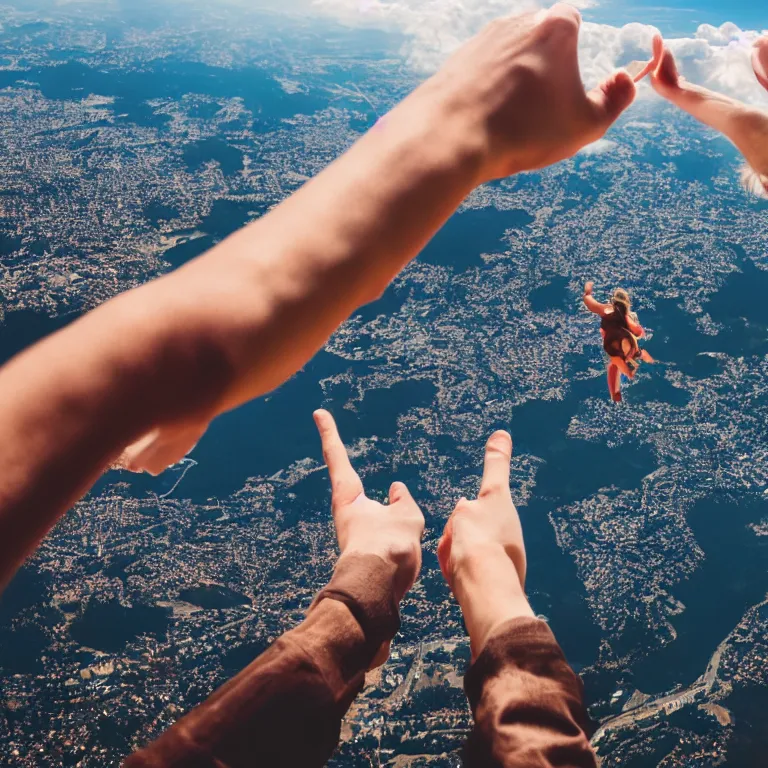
(637, 34, 768, 198)
(583, 282, 653, 403)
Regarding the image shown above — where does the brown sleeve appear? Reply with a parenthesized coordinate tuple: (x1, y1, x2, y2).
(463, 618, 596, 768)
(123, 554, 400, 768)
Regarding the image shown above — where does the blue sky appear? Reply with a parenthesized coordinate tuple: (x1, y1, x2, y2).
(585, 0, 765, 34)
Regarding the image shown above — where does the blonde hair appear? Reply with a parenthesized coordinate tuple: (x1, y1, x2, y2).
(612, 288, 631, 317)
(740, 164, 768, 200)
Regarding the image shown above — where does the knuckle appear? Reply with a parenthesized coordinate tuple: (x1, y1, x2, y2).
(479, 482, 505, 499)
(539, 11, 580, 40)
(454, 498, 474, 515)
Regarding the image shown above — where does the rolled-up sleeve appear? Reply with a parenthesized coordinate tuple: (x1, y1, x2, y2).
(463, 618, 596, 768)
(124, 554, 400, 768)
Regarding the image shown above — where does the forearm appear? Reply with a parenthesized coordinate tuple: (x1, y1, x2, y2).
(463, 618, 595, 768)
(0, 288, 231, 590)
(453, 545, 534, 661)
(125, 554, 400, 767)
(184, 83, 485, 408)
(667, 85, 768, 174)
(453, 548, 593, 766)
(582, 292, 605, 316)
(125, 600, 363, 768)
(0, 84, 482, 588)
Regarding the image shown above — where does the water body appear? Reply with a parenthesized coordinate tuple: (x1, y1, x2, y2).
(630, 492, 768, 694)
(183, 138, 244, 176)
(650, 256, 768, 377)
(144, 201, 179, 225)
(529, 275, 571, 313)
(510, 377, 656, 673)
(0, 58, 326, 131)
(69, 599, 171, 653)
(0, 308, 77, 367)
(725, 684, 768, 767)
(178, 584, 249, 610)
(220, 639, 269, 675)
(163, 234, 215, 268)
(0, 565, 53, 675)
(420, 206, 532, 269)
(200, 198, 264, 241)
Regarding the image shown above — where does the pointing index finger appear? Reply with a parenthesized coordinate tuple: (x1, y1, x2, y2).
(313, 409, 364, 503)
(479, 430, 513, 498)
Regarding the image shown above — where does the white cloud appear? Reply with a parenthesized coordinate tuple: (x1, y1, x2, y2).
(578, 21, 767, 105)
(312, 0, 768, 106)
(670, 23, 768, 105)
(579, 138, 618, 155)
(312, 0, 538, 71)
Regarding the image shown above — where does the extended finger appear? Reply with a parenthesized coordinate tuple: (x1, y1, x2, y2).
(655, 42, 680, 89)
(625, 60, 650, 82)
(313, 409, 363, 502)
(479, 430, 513, 497)
(629, 33, 664, 83)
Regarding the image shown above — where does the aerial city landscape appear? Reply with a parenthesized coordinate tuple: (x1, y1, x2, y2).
(0, 0, 767, 765)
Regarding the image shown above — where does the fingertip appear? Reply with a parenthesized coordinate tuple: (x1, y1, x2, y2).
(617, 68, 638, 103)
(612, 67, 636, 92)
(389, 480, 417, 506)
(546, 2, 582, 28)
(487, 429, 513, 453)
(537, 2, 581, 45)
(598, 69, 636, 123)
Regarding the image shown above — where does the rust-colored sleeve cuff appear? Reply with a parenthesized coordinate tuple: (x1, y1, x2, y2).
(311, 552, 401, 656)
(463, 617, 596, 768)
(124, 553, 401, 768)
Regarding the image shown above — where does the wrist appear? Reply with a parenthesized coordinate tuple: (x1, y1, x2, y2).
(451, 544, 534, 658)
(392, 80, 490, 187)
(315, 552, 401, 642)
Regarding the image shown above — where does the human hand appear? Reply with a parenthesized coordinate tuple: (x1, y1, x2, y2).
(437, 431, 534, 659)
(314, 409, 424, 604)
(584, 281, 594, 296)
(645, 34, 682, 100)
(753, 37, 768, 92)
(415, 3, 636, 180)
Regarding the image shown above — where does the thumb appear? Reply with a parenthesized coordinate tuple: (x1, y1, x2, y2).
(389, 480, 414, 505)
(627, 32, 663, 83)
(588, 69, 636, 132)
(656, 45, 681, 90)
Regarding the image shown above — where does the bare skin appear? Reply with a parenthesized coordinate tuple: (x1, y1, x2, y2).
(313, 409, 425, 667)
(314, 412, 533, 665)
(0, 4, 638, 591)
(643, 34, 768, 196)
(438, 430, 534, 660)
(583, 281, 652, 401)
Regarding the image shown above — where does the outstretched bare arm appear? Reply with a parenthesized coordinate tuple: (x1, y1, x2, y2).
(0, 4, 637, 590)
(583, 281, 610, 316)
(647, 34, 768, 192)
